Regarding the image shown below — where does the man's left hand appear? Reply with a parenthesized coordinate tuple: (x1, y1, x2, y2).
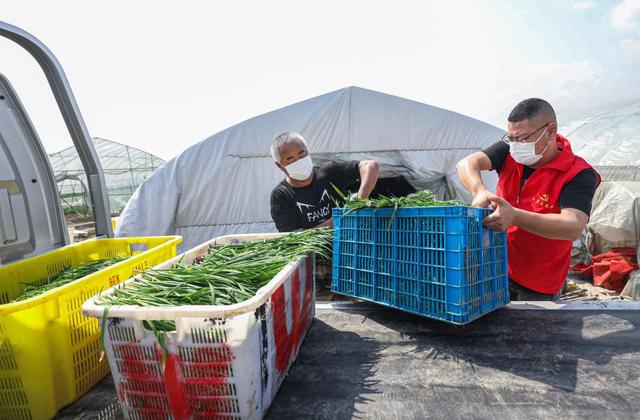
(483, 193, 519, 231)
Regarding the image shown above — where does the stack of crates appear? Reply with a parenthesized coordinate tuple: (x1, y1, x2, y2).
(332, 206, 509, 324)
(0, 236, 181, 419)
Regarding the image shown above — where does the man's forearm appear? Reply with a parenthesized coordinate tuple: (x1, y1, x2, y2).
(358, 160, 379, 198)
(513, 209, 584, 241)
(457, 157, 487, 195)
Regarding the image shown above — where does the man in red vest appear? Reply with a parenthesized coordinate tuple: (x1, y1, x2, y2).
(457, 98, 599, 300)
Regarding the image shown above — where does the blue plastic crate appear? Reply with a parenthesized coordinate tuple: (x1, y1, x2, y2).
(331, 206, 509, 324)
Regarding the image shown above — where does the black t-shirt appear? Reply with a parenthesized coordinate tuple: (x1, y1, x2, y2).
(481, 141, 597, 215)
(270, 161, 360, 232)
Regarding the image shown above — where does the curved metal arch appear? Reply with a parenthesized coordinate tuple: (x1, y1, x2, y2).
(0, 21, 112, 237)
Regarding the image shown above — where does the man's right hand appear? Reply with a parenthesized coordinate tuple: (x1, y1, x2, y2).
(472, 188, 493, 208)
(317, 217, 334, 229)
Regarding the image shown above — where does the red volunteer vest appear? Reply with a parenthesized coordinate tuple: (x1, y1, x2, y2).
(496, 135, 599, 294)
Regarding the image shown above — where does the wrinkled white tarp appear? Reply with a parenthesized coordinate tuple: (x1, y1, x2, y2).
(622, 269, 640, 300)
(586, 181, 640, 255)
(116, 86, 503, 250)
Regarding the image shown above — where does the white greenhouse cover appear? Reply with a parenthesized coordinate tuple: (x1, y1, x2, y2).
(49, 137, 165, 213)
(116, 86, 503, 250)
(563, 98, 640, 179)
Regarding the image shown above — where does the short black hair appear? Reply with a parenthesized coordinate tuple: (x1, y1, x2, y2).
(508, 98, 556, 123)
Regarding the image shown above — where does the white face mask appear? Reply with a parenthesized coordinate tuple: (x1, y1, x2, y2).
(285, 155, 313, 180)
(509, 128, 551, 166)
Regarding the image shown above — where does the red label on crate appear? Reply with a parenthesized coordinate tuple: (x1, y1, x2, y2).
(160, 343, 235, 418)
(115, 340, 234, 418)
(161, 352, 191, 420)
(271, 260, 313, 373)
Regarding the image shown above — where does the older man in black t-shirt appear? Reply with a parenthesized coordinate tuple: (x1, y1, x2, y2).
(270, 132, 379, 232)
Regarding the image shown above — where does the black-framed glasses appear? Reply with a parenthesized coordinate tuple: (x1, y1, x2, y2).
(501, 123, 549, 144)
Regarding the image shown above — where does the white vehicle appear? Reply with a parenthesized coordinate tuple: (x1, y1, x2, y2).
(0, 21, 112, 265)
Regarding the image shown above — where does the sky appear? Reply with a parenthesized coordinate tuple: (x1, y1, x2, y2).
(1, 0, 639, 161)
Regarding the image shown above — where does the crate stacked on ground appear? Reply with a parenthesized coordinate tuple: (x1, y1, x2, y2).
(332, 205, 509, 324)
(0, 236, 181, 420)
(82, 232, 325, 420)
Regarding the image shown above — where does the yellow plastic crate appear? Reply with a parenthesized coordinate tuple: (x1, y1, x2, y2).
(0, 236, 182, 420)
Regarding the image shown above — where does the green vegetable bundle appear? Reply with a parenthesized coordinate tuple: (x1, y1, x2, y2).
(96, 229, 332, 333)
(13, 257, 129, 302)
(332, 185, 468, 228)
(334, 186, 468, 211)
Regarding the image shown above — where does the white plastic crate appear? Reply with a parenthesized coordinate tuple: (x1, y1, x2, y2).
(82, 233, 315, 419)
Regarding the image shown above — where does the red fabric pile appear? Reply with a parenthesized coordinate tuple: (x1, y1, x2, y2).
(571, 247, 638, 292)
